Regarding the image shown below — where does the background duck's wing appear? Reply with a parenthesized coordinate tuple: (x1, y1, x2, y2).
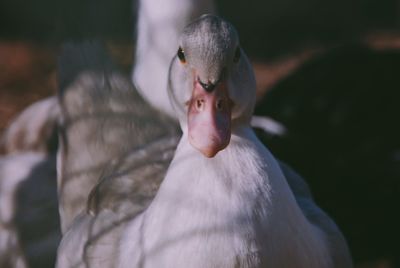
(86, 135, 179, 216)
(57, 41, 179, 233)
(0, 96, 59, 155)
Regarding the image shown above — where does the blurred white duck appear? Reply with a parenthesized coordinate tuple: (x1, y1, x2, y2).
(117, 15, 352, 268)
(0, 97, 60, 268)
(56, 0, 215, 234)
(133, 0, 215, 118)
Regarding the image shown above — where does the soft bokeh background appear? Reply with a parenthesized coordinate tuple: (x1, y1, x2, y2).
(0, 0, 399, 267)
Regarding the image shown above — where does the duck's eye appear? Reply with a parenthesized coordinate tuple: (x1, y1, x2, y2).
(177, 47, 186, 63)
(233, 47, 241, 63)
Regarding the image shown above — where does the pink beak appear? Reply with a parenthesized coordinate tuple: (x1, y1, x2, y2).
(187, 79, 232, 158)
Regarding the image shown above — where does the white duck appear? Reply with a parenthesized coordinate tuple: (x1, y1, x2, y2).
(56, 0, 215, 234)
(118, 15, 352, 268)
(0, 96, 60, 268)
(57, 16, 351, 268)
(56, 41, 180, 234)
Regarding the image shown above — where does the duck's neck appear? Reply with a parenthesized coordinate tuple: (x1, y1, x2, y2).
(137, 126, 331, 267)
(133, 0, 215, 118)
(152, 125, 296, 227)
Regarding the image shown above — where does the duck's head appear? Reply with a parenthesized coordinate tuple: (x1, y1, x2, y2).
(168, 15, 256, 158)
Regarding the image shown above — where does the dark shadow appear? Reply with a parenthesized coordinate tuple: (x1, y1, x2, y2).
(255, 45, 400, 265)
(1, 0, 398, 53)
(13, 154, 61, 268)
(217, 0, 400, 59)
(0, 0, 135, 41)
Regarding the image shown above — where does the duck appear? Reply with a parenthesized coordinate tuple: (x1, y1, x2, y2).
(56, 40, 179, 234)
(116, 15, 352, 268)
(57, 15, 352, 268)
(0, 96, 60, 268)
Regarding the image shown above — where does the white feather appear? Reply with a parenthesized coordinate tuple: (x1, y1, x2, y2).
(119, 128, 332, 268)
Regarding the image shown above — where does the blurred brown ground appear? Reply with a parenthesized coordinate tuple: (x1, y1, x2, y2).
(2, 29, 400, 132)
(0, 42, 57, 133)
(0, 40, 314, 133)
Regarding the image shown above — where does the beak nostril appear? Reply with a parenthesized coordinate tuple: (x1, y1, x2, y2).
(216, 99, 223, 111)
(196, 99, 204, 111)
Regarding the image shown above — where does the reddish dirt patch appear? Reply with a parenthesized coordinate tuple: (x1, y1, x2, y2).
(0, 42, 57, 133)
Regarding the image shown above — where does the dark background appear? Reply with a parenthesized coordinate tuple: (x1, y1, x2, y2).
(0, 0, 399, 267)
(0, 0, 399, 54)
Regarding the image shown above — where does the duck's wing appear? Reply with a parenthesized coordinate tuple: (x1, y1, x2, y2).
(86, 135, 179, 216)
(57, 136, 178, 268)
(254, 119, 352, 267)
(57, 41, 179, 233)
(279, 161, 353, 268)
(0, 96, 59, 155)
(56, 40, 180, 268)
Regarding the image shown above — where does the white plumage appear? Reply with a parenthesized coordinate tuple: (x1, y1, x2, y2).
(56, 12, 352, 268)
(117, 15, 352, 268)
